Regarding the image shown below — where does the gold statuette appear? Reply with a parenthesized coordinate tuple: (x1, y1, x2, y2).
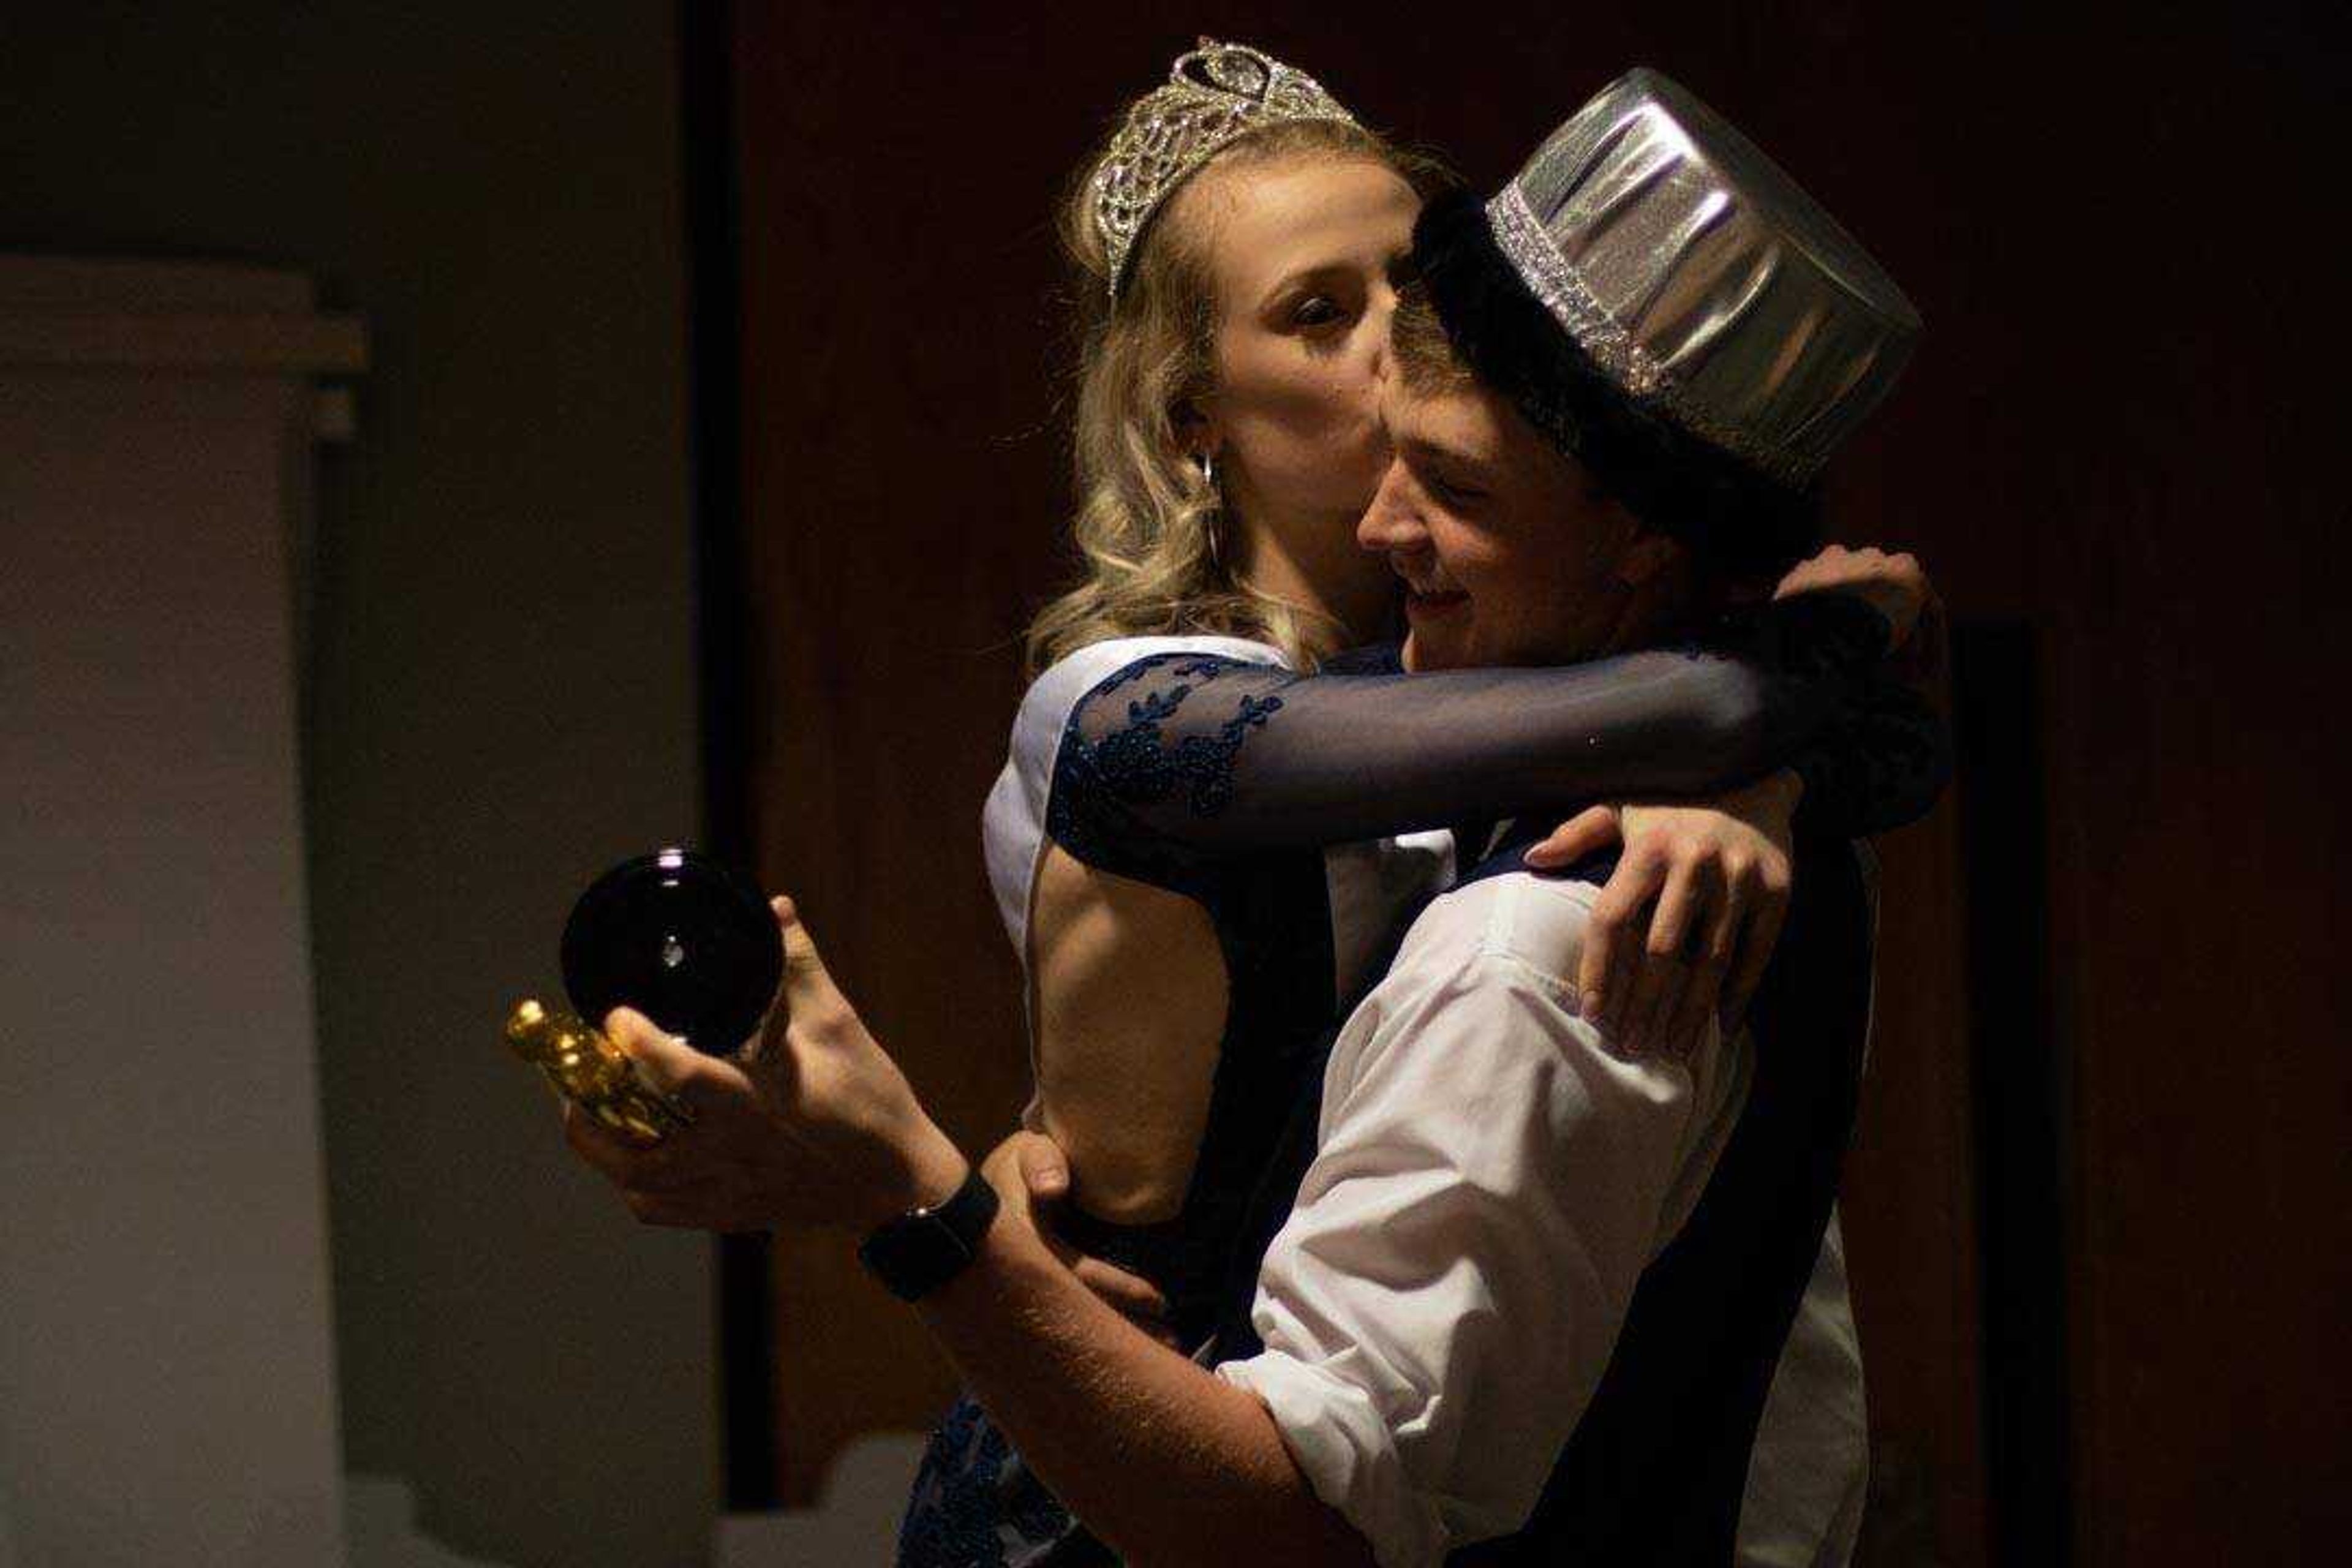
(504, 998, 696, 1143)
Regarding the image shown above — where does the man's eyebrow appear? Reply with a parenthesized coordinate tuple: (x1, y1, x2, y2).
(1399, 434, 1496, 477)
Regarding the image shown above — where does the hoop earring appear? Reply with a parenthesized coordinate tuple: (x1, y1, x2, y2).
(1196, 450, 1226, 573)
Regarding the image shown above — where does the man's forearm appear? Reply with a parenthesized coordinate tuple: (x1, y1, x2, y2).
(911, 1207, 1374, 1568)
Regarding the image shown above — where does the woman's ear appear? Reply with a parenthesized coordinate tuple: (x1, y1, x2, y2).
(1170, 397, 1221, 461)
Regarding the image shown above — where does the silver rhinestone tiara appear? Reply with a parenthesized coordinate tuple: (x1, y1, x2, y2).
(1091, 38, 1361, 299)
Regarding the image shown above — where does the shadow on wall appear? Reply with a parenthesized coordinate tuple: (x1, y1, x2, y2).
(347, 1479, 508, 1567)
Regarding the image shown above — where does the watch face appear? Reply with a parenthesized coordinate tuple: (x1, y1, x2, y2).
(561, 848, 782, 1055)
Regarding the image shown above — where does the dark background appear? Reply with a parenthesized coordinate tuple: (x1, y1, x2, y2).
(725, 4, 2350, 1565)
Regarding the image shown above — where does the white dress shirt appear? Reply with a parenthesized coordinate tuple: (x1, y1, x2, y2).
(1216, 866, 1868, 1567)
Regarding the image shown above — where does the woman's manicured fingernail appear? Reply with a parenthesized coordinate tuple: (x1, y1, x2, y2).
(1581, 990, 1605, 1022)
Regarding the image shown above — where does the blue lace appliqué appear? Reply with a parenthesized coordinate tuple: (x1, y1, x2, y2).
(1088, 651, 1234, 699)
(1044, 652, 1289, 881)
(1072, 655, 1284, 820)
(898, 1396, 1079, 1567)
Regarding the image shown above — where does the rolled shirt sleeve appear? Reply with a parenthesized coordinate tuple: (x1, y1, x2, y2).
(1216, 875, 1743, 1567)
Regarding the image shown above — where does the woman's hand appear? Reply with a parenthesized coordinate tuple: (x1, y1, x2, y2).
(1776, 540, 1950, 724)
(982, 1131, 1178, 1346)
(1521, 770, 1802, 1055)
(1774, 542, 1937, 660)
(561, 897, 967, 1236)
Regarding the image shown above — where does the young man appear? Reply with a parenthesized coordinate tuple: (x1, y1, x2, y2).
(570, 69, 1936, 1566)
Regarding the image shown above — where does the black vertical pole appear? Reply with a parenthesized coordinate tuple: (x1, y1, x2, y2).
(679, 0, 779, 1512)
(1951, 619, 2071, 1566)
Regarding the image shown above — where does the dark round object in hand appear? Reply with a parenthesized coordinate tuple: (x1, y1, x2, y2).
(560, 848, 781, 1056)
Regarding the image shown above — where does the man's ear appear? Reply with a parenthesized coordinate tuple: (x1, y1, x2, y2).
(1611, 527, 1684, 589)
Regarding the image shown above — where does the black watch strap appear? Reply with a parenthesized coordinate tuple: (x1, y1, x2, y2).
(857, 1164, 1000, 1302)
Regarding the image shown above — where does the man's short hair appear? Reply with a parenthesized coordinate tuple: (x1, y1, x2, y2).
(1391, 277, 1479, 399)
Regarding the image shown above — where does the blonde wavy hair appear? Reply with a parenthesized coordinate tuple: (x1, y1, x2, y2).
(1023, 116, 1456, 677)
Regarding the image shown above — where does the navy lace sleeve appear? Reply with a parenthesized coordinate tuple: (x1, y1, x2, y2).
(1044, 590, 1915, 888)
(1787, 671, 1951, 839)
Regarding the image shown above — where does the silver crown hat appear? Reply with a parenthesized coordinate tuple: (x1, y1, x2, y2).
(1485, 68, 1920, 487)
(1091, 39, 1361, 299)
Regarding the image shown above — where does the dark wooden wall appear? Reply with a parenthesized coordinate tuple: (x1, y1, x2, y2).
(726, 4, 2350, 1561)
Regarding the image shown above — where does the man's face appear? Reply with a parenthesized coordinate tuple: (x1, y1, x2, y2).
(1358, 377, 1640, 671)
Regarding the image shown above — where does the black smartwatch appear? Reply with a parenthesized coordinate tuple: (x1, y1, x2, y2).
(857, 1165, 1000, 1302)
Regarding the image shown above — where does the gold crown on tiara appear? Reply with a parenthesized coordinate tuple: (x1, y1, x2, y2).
(1091, 38, 1361, 299)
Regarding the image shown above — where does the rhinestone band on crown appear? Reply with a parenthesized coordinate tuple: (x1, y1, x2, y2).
(1092, 38, 1360, 300)
(1487, 181, 1817, 486)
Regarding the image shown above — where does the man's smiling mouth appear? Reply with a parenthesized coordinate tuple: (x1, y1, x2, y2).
(1395, 564, 1469, 614)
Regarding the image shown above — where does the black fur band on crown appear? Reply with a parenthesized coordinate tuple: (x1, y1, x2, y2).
(1407, 189, 1823, 578)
